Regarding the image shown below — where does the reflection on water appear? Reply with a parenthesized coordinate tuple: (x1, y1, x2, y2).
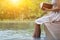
(0, 21, 46, 40)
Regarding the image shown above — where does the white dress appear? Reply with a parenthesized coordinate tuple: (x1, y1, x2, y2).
(35, 0, 60, 24)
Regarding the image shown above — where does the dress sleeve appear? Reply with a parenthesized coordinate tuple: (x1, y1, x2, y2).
(51, 0, 56, 4)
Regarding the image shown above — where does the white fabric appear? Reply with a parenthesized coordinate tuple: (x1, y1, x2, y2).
(52, 0, 57, 7)
(35, 0, 60, 24)
(52, 0, 56, 4)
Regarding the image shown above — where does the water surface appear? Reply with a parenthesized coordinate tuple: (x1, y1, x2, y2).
(0, 21, 45, 40)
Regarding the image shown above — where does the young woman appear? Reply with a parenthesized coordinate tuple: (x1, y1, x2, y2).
(33, 0, 60, 38)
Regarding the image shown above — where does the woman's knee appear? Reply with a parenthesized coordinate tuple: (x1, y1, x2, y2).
(34, 19, 42, 25)
(35, 19, 39, 24)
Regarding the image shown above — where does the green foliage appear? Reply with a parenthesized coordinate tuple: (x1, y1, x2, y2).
(0, 0, 50, 21)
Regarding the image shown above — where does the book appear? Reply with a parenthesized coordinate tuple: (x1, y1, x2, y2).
(40, 2, 53, 10)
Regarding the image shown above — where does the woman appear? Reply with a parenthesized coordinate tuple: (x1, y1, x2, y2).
(33, 0, 60, 38)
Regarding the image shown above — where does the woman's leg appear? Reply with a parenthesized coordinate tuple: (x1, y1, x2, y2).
(33, 15, 50, 38)
(33, 23, 41, 38)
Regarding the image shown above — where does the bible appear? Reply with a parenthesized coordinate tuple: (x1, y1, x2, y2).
(40, 3, 53, 10)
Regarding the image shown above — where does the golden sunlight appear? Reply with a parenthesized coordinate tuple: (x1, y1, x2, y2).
(9, 0, 23, 6)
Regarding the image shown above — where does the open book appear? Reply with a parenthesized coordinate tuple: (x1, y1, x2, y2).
(40, 2, 53, 10)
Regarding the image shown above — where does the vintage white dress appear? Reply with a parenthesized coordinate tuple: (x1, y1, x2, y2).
(35, 0, 60, 24)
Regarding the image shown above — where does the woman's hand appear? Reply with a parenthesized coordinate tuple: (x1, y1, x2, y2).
(42, 7, 52, 11)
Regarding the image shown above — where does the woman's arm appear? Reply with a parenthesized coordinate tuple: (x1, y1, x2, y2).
(43, 7, 60, 12)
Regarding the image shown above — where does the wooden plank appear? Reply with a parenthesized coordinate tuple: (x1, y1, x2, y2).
(44, 22, 60, 40)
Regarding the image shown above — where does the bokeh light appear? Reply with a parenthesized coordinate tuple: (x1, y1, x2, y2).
(0, 0, 41, 20)
(9, 0, 23, 6)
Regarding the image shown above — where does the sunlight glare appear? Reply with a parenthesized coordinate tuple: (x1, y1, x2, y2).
(9, 0, 23, 6)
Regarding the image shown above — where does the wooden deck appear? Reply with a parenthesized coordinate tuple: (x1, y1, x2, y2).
(44, 22, 60, 40)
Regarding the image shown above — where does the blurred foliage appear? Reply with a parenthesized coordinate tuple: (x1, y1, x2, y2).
(0, 0, 50, 21)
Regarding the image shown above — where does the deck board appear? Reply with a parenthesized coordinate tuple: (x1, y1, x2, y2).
(44, 22, 60, 40)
